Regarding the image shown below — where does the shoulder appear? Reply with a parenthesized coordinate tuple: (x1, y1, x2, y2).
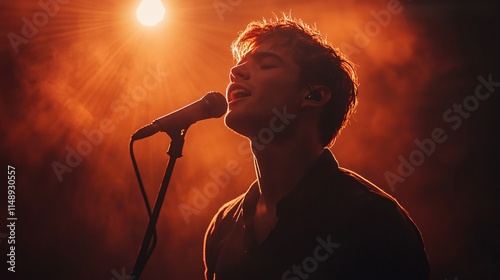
(205, 182, 255, 240)
(207, 192, 246, 232)
(316, 150, 405, 213)
(328, 168, 430, 278)
(334, 167, 409, 215)
(326, 167, 423, 241)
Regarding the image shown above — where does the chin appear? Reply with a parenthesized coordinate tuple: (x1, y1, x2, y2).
(224, 110, 258, 137)
(224, 111, 246, 136)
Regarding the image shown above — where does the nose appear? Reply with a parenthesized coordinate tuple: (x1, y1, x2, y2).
(229, 62, 250, 82)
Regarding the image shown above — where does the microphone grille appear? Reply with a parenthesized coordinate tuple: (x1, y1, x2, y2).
(203, 91, 228, 118)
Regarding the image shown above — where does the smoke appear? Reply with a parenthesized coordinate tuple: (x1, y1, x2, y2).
(1, 0, 498, 279)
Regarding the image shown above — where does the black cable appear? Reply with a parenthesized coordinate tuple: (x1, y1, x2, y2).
(129, 139, 152, 215)
(129, 138, 158, 266)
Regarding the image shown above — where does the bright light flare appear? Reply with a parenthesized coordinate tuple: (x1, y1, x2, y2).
(136, 0, 165, 26)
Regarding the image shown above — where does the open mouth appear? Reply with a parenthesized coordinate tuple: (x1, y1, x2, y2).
(228, 85, 251, 102)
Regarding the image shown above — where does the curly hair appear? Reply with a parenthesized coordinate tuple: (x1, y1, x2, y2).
(231, 14, 359, 147)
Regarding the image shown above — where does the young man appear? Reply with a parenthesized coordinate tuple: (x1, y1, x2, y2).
(204, 15, 430, 280)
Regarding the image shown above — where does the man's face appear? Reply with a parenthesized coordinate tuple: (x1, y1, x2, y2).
(225, 42, 306, 138)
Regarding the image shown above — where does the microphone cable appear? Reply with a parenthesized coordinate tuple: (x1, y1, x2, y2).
(129, 138, 158, 268)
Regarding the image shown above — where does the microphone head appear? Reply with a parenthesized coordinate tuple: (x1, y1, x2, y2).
(202, 91, 228, 118)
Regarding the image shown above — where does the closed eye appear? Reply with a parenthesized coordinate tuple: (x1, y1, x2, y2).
(260, 64, 277, 69)
(254, 52, 283, 69)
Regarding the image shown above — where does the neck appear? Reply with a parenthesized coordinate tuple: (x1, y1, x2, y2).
(251, 137, 324, 211)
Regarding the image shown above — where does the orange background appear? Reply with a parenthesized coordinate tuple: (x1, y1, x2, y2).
(1, 0, 498, 279)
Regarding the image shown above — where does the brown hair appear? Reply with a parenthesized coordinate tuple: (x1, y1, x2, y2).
(231, 14, 359, 147)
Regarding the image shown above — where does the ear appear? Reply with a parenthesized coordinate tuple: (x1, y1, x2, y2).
(301, 85, 331, 107)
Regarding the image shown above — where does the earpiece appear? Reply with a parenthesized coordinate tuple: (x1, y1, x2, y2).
(305, 90, 322, 102)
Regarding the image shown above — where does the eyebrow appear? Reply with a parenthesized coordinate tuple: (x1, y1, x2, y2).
(252, 51, 285, 62)
(238, 51, 285, 64)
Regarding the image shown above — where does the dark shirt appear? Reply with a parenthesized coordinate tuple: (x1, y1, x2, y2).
(204, 149, 430, 280)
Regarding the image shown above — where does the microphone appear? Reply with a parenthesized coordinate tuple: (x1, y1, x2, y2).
(132, 91, 227, 140)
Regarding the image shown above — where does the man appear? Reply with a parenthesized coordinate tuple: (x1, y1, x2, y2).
(204, 15, 430, 280)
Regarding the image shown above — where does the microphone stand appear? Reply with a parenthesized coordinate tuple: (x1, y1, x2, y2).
(130, 128, 187, 279)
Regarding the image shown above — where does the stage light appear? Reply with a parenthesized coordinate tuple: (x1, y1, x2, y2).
(136, 0, 165, 26)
